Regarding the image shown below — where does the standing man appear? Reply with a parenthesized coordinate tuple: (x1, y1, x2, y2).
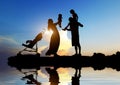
(63, 17, 83, 55)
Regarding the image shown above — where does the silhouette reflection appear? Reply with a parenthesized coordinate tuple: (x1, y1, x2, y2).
(8, 51, 120, 85)
(72, 68, 81, 85)
(19, 69, 41, 85)
(46, 67, 60, 85)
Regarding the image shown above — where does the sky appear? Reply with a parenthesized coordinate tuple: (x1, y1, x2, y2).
(1, 0, 120, 85)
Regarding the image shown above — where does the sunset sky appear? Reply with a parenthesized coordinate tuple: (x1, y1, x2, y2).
(1, 0, 120, 85)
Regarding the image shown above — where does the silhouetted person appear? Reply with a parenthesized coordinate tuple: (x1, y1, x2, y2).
(70, 9, 78, 21)
(22, 74, 41, 85)
(46, 18, 61, 56)
(72, 68, 81, 85)
(46, 68, 60, 85)
(75, 68, 81, 78)
(58, 14, 62, 28)
(63, 17, 83, 55)
(22, 32, 42, 48)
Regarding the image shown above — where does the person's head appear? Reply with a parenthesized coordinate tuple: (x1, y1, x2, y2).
(48, 19, 53, 29)
(48, 19, 53, 24)
(70, 9, 75, 14)
(69, 17, 74, 22)
(58, 14, 62, 18)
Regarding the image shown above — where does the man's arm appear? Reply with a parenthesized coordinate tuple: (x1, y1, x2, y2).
(78, 22, 83, 27)
(62, 23, 70, 31)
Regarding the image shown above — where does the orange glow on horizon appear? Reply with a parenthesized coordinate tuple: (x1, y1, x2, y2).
(39, 30, 73, 56)
(58, 30, 73, 55)
(57, 68, 74, 85)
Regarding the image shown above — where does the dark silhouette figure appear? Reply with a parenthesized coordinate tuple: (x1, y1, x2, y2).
(21, 70, 41, 85)
(46, 68, 60, 85)
(22, 74, 41, 85)
(19, 32, 43, 54)
(63, 17, 83, 55)
(72, 68, 81, 85)
(70, 9, 78, 21)
(22, 32, 42, 48)
(46, 18, 61, 56)
(58, 14, 62, 28)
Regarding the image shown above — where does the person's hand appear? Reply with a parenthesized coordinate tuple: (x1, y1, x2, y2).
(67, 29, 71, 31)
(62, 29, 66, 31)
(62, 27, 67, 31)
(81, 24, 83, 27)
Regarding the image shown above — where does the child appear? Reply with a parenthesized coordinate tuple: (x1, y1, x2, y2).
(58, 14, 62, 28)
(70, 9, 78, 21)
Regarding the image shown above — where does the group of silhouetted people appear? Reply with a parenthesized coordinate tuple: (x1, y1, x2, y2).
(45, 9, 83, 85)
(20, 9, 83, 85)
(45, 67, 81, 85)
(46, 9, 83, 56)
(21, 9, 83, 56)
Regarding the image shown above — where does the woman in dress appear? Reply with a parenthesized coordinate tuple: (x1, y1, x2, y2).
(46, 18, 60, 56)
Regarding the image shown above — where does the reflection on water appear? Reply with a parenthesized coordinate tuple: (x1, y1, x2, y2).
(81, 68, 120, 85)
(4, 67, 120, 85)
(7, 53, 120, 85)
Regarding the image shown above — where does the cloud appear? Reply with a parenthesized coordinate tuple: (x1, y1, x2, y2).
(0, 36, 18, 44)
(38, 46, 48, 56)
(38, 70, 48, 78)
(57, 68, 74, 85)
(0, 36, 21, 74)
(39, 30, 73, 56)
(42, 29, 53, 42)
(0, 36, 20, 56)
(0, 36, 24, 85)
(58, 30, 74, 55)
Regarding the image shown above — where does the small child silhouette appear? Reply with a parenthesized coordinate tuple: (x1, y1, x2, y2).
(58, 14, 62, 28)
(70, 9, 78, 21)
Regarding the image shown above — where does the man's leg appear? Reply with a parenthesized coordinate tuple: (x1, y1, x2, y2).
(75, 46, 77, 54)
(78, 44, 81, 55)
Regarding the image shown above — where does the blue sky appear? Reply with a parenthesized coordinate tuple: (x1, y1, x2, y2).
(1, 0, 120, 85)
(1, 0, 120, 56)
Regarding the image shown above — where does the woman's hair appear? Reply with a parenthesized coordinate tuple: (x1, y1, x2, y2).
(48, 19, 53, 29)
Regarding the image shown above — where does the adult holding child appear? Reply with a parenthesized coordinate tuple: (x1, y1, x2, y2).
(63, 9, 83, 55)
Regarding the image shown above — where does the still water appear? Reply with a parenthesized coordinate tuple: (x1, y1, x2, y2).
(1, 66, 120, 85)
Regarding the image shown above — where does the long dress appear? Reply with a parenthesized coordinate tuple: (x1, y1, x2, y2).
(46, 23, 60, 55)
(46, 68, 59, 85)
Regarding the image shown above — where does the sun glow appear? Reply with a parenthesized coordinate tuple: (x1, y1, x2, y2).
(57, 68, 74, 85)
(38, 29, 73, 56)
(44, 29, 53, 35)
(58, 30, 72, 55)
(42, 29, 53, 42)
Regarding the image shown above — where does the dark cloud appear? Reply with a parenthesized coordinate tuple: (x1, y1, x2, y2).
(0, 36, 21, 73)
(0, 36, 24, 84)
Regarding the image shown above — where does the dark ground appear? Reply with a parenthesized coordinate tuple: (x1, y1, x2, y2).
(8, 52, 120, 71)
